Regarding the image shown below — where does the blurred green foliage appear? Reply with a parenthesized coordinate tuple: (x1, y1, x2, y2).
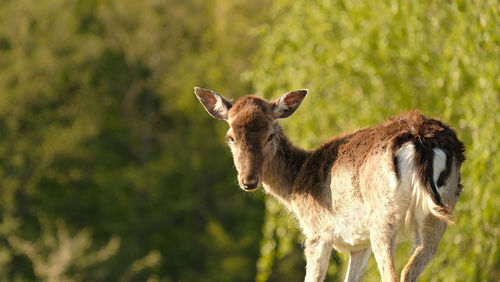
(0, 0, 498, 281)
(0, 0, 270, 280)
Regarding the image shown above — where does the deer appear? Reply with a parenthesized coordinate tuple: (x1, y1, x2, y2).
(194, 87, 465, 282)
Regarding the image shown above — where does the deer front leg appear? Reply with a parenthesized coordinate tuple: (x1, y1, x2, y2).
(304, 236, 334, 282)
(344, 248, 372, 282)
(370, 224, 398, 282)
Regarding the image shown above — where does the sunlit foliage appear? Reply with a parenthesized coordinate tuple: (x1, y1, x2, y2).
(251, 0, 499, 281)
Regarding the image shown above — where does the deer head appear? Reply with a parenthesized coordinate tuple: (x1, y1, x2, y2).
(194, 87, 307, 191)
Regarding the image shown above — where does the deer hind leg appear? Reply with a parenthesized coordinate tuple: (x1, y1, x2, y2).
(401, 158, 460, 282)
(304, 236, 334, 282)
(401, 215, 447, 282)
(344, 248, 371, 282)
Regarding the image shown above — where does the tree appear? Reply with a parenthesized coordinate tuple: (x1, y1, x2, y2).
(0, 0, 272, 280)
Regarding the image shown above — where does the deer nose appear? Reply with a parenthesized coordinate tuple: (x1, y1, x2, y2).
(242, 177, 259, 190)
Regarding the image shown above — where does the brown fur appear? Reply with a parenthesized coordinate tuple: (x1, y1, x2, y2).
(296, 110, 466, 203)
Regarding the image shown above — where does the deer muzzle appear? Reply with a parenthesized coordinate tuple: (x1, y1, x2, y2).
(241, 175, 260, 191)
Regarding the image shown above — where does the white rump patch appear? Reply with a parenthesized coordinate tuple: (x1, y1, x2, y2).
(433, 148, 447, 192)
(396, 143, 426, 228)
(396, 143, 417, 186)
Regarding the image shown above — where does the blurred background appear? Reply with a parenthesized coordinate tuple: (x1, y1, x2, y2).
(0, 0, 498, 281)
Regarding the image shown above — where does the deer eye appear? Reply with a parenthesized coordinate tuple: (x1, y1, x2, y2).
(227, 136, 235, 143)
(267, 134, 274, 142)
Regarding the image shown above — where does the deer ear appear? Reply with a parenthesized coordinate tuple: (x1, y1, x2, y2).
(194, 87, 232, 120)
(273, 89, 308, 118)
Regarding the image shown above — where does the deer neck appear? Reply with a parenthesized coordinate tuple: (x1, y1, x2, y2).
(262, 126, 309, 204)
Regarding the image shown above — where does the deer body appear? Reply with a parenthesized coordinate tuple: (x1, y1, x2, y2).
(195, 88, 465, 282)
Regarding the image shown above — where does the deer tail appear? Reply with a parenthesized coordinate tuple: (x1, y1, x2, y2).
(398, 143, 454, 229)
